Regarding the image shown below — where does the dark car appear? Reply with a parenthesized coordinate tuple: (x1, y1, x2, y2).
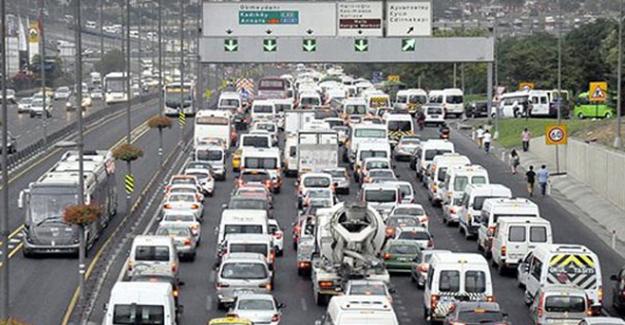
(465, 101, 490, 118)
(610, 266, 625, 312)
(444, 302, 509, 325)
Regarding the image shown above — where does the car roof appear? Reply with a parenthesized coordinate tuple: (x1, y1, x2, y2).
(454, 301, 501, 311)
(222, 252, 268, 262)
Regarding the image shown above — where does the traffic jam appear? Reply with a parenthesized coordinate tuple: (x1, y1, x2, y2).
(92, 65, 625, 325)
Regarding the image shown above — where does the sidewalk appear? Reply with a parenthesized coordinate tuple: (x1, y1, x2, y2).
(456, 123, 625, 259)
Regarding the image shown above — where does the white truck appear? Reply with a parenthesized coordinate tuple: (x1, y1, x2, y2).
(297, 129, 339, 175)
(284, 109, 315, 135)
(311, 202, 390, 305)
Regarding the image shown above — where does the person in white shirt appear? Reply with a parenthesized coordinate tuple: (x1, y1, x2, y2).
(475, 125, 485, 148)
(483, 130, 492, 153)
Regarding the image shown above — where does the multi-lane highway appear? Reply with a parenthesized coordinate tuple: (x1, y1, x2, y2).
(78, 119, 625, 324)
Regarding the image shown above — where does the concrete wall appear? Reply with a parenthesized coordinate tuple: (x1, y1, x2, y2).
(529, 136, 625, 210)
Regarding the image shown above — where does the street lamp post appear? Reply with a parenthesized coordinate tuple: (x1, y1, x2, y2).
(0, 0, 11, 321)
(157, 0, 164, 167)
(555, 0, 563, 174)
(125, 0, 132, 212)
(39, 0, 48, 146)
(615, 0, 623, 149)
(179, 0, 185, 145)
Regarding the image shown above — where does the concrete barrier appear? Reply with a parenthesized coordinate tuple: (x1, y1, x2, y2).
(529, 136, 625, 211)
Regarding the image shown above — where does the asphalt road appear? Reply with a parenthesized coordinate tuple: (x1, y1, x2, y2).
(0, 96, 188, 325)
(84, 120, 625, 324)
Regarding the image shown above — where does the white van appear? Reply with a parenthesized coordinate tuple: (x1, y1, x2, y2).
(491, 217, 552, 274)
(194, 145, 225, 180)
(217, 91, 242, 111)
(415, 140, 455, 182)
(347, 123, 388, 164)
(499, 90, 552, 118)
(428, 90, 444, 104)
(354, 142, 391, 179)
(427, 153, 471, 205)
(222, 233, 275, 270)
(385, 114, 414, 146)
(298, 91, 322, 109)
(441, 165, 489, 224)
(477, 198, 540, 255)
(518, 244, 603, 314)
(394, 89, 428, 115)
(241, 147, 282, 172)
(316, 295, 399, 325)
(442, 88, 464, 117)
(251, 100, 276, 122)
(283, 133, 299, 177)
(458, 184, 512, 239)
(103, 282, 179, 325)
(239, 133, 272, 149)
(424, 253, 494, 322)
(128, 236, 179, 278)
(218, 210, 269, 244)
(365, 92, 391, 112)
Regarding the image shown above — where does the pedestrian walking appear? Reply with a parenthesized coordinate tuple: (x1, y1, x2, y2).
(521, 128, 531, 152)
(537, 164, 550, 196)
(483, 130, 492, 153)
(510, 149, 520, 174)
(526, 165, 536, 197)
(476, 125, 485, 148)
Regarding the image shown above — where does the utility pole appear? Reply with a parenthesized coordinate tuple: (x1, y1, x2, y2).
(179, 0, 184, 145)
(615, 0, 624, 149)
(0, 0, 11, 321)
(555, 0, 563, 174)
(73, 0, 86, 314)
(99, 0, 103, 64)
(157, 0, 164, 166)
(39, 0, 48, 146)
(137, 7, 141, 95)
(125, 0, 132, 212)
(196, 5, 202, 111)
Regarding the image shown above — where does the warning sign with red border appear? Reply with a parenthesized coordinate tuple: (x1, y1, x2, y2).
(545, 124, 568, 145)
(589, 81, 607, 103)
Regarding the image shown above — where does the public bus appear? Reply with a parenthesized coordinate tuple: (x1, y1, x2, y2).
(104, 72, 128, 104)
(164, 81, 195, 116)
(257, 77, 290, 99)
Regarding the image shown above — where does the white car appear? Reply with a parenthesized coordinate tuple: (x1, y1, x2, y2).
(268, 219, 284, 256)
(53, 86, 72, 100)
(162, 193, 203, 221)
(231, 294, 284, 325)
(423, 104, 445, 126)
(17, 97, 32, 113)
(160, 210, 201, 243)
(90, 89, 103, 100)
(390, 203, 428, 229)
(184, 167, 214, 197)
(29, 98, 52, 117)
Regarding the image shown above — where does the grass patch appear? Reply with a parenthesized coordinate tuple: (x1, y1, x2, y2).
(464, 94, 487, 103)
(467, 118, 614, 149)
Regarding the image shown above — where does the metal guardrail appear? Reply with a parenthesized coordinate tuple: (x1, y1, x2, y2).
(1, 94, 155, 170)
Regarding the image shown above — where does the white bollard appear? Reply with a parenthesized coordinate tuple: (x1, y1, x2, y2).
(612, 230, 617, 249)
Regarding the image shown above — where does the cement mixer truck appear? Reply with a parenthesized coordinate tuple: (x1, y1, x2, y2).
(310, 202, 390, 305)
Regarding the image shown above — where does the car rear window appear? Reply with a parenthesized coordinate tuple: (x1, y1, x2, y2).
(225, 225, 263, 235)
(457, 310, 504, 323)
(221, 262, 267, 279)
(545, 295, 586, 312)
(465, 271, 487, 293)
(439, 270, 460, 292)
(508, 226, 526, 242)
(303, 177, 331, 188)
(388, 244, 419, 255)
(530, 226, 548, 243)
(113, 304, 164, 324)
(365, 190, 397, 203)
(393, 207, 425, 216)
(398, 231, 430, 241)
(229, 243, 268, 256)
(134, 245, 170, 261)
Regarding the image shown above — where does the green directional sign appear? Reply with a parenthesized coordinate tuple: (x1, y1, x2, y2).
(354, 39, 368, 52)
(402, 39, 416, 52)
(303, 39, 317, 52)
(263, 39, 277, 52)
(224, 39, 238, 52)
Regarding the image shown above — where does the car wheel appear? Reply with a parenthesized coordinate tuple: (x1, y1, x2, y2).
(605, 112, 613, 119)
(577, 112, 585, 119)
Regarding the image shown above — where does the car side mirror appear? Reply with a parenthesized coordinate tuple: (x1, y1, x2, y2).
(611, 274, 619, 281)
(221, 203, 228, 210)
(178, 280, 185, 286)
(278, 302, 286, 309)
(103, 303, 108, 311)
(388, 287, 396, 294)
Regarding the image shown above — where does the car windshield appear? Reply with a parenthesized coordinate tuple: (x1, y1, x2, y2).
(303, 177, 331, 188)
(427, 106, 443, 115)
(457, 310, 504, 323)
(168, 194, 195, 202)
(29, 192, 78, 224)
(163, 214, 194, 222)
(301, 97, 320, 105)
(220, 99, 240, 107)
(324, 170, 345, 178)
(241, 173, 269, 183)
(349, 284, 387, 296)
(242, 137, 269, 148)
(454, 176, 470, 192)
(366, 161, 389, 170)
(393, 207, 425, 216)
(364, 190, 396, 203)
(398, 184, 412, 197)
(388, 243, 419, 255)
(308, 190, 331, 199)
(354, 129, 386, 138)
(229, 199, 266, 210)
(171, 178, 195, 185)
(113, 304, 164, 325)
(398, 231, 430, 240)
(253, 105, 274, 113)
(361, 150, 388, 160)
(134, 246, 170, 261)
(346, 105, 368, 115)
(369, 170, 394, 178)
(388, 217, 418, 227)
(156, 226, 190, 237)
(196, 150, 222, 161)
(229, 243, 267, 256)
(425, 149, 452, 160)
(244, 158, 278, 169)
(465, 271, 487, 293)
(224, 225, 263, 235)
(221, 262, 267, 279)
(186, 172, 209, 180)
(237, 299, 274, 311)
(473, 196, 500, 211)
(388, 121, 412, 132)
(545, 296, 586, 312)
(446, 95, 463, 104)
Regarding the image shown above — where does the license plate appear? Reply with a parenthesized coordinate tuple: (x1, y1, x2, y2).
(431, 115, 439, 118)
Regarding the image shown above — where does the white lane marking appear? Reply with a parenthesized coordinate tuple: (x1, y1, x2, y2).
(209, 270, 216, 283)
(301, 297, 308, 312)
(206, 295, 213, 311)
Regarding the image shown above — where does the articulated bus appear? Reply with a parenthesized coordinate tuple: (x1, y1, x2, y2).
(104, 72, 128, 104)
(164, 81, 195, 116)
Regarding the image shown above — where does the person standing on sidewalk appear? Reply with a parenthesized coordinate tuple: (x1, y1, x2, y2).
(521, 128, 531, 152)
(537, 164, 550, 196)
(526, 165, 536, 197)
(510, 149, 520, 174)
(483, 130, 492, 153)
(476, 125, 485, 148)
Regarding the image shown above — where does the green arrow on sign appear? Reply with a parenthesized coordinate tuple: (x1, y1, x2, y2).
(263, 39, 277, 52)
(224, 39, 238, 52)
(354, 39, 368, 52)
(303, 39, 317, 52)
(402, 39, 416, 52)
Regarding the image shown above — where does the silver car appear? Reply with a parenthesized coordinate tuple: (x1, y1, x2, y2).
(529, 285, 589, 325)
(216, 252, 273, 310)
(393, 136, 421, 161)
(322, 168, 350, 195)
(155, 222, 198, 261)
(231, 293, 284, 325)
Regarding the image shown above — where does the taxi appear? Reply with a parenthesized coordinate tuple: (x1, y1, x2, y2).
(208, 315, 252, 325)
(231, 148, 243, 172)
